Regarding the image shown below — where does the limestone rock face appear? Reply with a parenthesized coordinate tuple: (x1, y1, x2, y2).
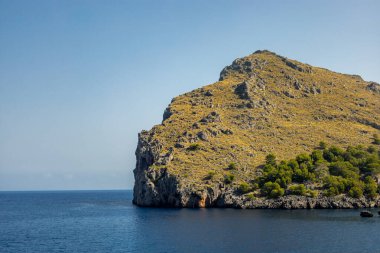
(133, 131, 181, 207)
(133, 50, 380, 208)
(133, 130, 223, 207)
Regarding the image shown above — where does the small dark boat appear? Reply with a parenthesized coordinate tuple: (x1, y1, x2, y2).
(360, 211, 373, 217)
(378, 211, 380, 215)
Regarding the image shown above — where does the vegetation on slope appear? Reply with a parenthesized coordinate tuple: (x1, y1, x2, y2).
(242, 141, 380, 199)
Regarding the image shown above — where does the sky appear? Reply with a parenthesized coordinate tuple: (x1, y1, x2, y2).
(0, 0, 379, 191)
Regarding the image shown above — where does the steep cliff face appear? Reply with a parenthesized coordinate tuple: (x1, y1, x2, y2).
(133, 130, 226, 207)
(133, 50, 380, 208)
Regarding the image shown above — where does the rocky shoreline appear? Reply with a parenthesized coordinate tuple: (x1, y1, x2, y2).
(220, 195, 380, 209)
(133, 131, 380, 209)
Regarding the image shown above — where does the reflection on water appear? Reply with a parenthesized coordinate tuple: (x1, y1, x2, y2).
(1, 190, 379, 253)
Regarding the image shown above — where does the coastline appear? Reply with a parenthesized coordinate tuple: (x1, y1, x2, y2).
(133, 195, 380, 209)
(133, 178, 380, 209)
(225, 195, 380, 209)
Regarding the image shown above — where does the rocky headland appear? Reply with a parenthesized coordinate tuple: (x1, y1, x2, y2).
(133, 50, 380, 209)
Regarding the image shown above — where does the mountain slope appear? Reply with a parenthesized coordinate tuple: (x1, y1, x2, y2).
(133, 50, 380, 208)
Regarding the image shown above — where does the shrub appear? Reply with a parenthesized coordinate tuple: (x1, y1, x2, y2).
(323, 176, 347, 196)
(266, 153, 277, 166)
(319, 141, 327, 149)
(260, 164, 292, 188)
(314, 163, 329, 179)
(296, 153, 311, 164)
(275, 176, 292, 188)
(328, 161, 359, 178)
(311, 150, 324, 163)
(305, 189, 318, 198)
(246, 193, 255, 200)
(324, 187, 339, 197)
(251, 183, 259, 190)
(348, 186, 363, 198)
(262, 182, 284, 198)
(288, 184, 307, 196)
(238, 182, 251, 194)
(346, 145, 367, 159)
(367, 146, 376, 153)
(329, 146, 345, 157)
(224, 173, 235, 184)
(323, 150, 335, 162)
(228, 162, 237, 170)
(361, 161, 380, 175)
(187, 143, 200, 151)
(287, 159, 299, 170)
(292, 165, 314, 183)
(363, 176, 378, 199)
(205, 170, 216, 180)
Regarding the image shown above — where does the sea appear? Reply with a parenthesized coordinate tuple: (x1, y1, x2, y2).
(0, 190, 379, 253)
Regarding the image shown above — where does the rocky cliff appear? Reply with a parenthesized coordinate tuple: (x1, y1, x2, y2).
(133, 50, 380, 208)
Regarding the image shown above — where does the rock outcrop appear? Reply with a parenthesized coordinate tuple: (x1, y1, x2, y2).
(133, 50, 380, 208)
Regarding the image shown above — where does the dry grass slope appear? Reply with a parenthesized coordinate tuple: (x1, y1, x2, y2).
(144, 50, 380, 191)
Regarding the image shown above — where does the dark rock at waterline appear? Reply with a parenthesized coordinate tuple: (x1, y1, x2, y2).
(360, 211, 373, 217)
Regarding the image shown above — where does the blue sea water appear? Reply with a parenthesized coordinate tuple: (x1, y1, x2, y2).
(0, 190, 379, 253)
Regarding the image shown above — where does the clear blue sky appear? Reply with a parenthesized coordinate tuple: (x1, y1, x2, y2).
(0, 0, 379, 190)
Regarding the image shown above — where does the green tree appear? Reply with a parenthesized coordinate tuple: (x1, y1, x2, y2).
(296, 153, 312, 165)
(292, 163, 315, 183)
(262, 182, 284, 198)
(311, 150, 324, 163)
(238, 182, 251, 194)
(328, 161, 359, 178)
(363, 176, 378, 199)
(288, 184, 307, 196)
(329, 146, 345, 157)
(323, 176, 347, 196)
(348, 186, 363, 198)
(266, 153, 277, 166)
(287, 159, 299, 170)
